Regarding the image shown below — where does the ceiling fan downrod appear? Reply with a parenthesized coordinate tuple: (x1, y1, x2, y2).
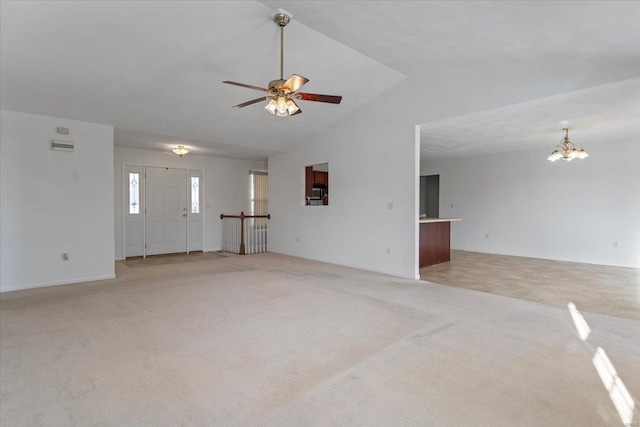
(272, 12, 291, 81)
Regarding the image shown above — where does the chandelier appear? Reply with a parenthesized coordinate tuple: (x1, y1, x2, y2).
(547, 128, 588, 162)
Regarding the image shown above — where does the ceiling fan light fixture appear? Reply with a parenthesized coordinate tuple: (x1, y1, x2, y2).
(275, 96, 289, 116)
(265, 96, 289, 116)
(265, 98, 277, 114)
(286, 98, 300, 115)
(265, 96, 300, 117)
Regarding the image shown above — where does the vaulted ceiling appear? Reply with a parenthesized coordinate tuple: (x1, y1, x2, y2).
(2, 1, 639, 160)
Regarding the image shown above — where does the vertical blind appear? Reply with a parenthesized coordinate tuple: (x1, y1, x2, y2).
(250, 171, 268, 216)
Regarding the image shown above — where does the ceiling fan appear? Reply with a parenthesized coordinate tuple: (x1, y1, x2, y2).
(223, 10, 342, 117)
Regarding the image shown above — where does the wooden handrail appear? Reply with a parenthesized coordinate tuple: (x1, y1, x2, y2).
(220, 213, 271, 220)
(220, 211, 270, 255)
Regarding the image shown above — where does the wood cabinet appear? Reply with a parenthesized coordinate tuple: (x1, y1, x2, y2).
(313, 171, 328, 186)
(419, 221, 450, 268)
(304, 165, 329, 205)
(305, 166, 314, 198)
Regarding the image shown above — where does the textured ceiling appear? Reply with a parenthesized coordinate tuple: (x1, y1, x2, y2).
(2, 1, 639, 160)
(420, 77, 640, 160)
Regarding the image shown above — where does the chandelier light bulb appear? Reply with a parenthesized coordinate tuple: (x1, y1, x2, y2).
(547, 150, 561, 162)
(569, 149, 579, 160)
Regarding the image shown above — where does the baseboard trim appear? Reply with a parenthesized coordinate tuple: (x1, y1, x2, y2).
(449, 248, 640, 269)
(0, 274, 116, 293)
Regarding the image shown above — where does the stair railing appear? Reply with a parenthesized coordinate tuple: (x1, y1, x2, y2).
(220, 211, 270, 254)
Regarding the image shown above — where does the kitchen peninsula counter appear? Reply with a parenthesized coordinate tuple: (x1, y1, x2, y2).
(419, 218, 461, 268)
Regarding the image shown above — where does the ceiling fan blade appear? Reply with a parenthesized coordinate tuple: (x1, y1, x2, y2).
(291, 108, 302, 116)
(223, 81, 268, 92)
(282, 74, 309, 92)
(296, 93, 342, 104)
(232, 97, 269, 108)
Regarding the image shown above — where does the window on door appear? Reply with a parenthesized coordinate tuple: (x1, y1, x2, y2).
(129, 173, 140, 214)
(191, 177, 200, 214)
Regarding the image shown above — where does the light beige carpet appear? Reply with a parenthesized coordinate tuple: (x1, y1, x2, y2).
(1, 253, 638, 426)
(122, 251, 227, 268)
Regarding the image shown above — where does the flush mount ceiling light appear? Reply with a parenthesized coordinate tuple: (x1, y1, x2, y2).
(222, 9, 342, 117)
(172, 145, 189, 157)
(547, 128, 589, 162)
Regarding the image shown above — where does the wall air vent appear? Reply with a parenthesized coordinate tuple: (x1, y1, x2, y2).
(51, 140, 74, 152)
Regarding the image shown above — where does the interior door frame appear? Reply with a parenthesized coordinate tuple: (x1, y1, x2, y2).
(121, 162, 205, 259)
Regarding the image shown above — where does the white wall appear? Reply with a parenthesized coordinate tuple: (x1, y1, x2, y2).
(113, 146, 263, 260)
(268, 70, 640, 279)
(421, 139, 640, 268)
(268, 81, 420, 279)
(1, 110, 115, 292)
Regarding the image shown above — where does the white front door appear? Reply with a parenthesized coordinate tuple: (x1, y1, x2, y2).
(145, 166, 187, 256)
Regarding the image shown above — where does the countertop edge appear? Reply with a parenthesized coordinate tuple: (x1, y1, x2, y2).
(419, 218, 462, 223)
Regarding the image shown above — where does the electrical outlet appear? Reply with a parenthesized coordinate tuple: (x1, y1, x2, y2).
(450, 203, 454, 209)
(62, 252, 70, 261)
(612, 241, 618, 248)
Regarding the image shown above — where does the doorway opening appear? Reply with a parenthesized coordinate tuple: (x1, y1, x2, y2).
(304, 163, 329, 206)
(419, 174, 439, 218)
